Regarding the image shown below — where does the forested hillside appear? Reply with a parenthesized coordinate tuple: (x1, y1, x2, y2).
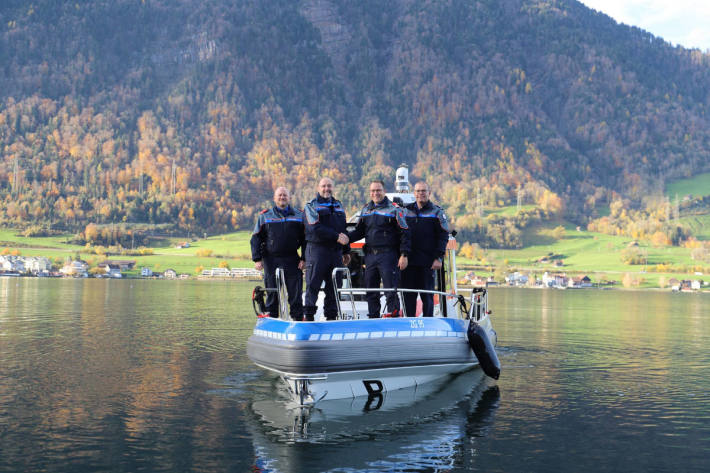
(1, 0, 709, 247)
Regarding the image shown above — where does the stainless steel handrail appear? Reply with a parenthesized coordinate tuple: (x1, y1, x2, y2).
(332, 267, 358, 320)
(331, 279, 471, 320)
(274, 267, 289, 320)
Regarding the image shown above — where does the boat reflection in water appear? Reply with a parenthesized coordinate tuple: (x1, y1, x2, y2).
(247, 369, 500, 472)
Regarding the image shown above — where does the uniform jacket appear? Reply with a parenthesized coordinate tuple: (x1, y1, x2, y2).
(303, 194, 350, 253)
(250, 205, 305, 261)
(404, 200, 450, 267)
(349, 197, 411, 255)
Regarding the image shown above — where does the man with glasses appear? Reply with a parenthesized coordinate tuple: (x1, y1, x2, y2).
(303, 177, 351, 321)
(401, 181, 451, 317)
(348, 180, 410, 318)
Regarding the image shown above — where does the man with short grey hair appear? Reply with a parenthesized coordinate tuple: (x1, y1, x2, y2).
(348, 180, 410, 318)
(401, 181, 450, 317)
(250, 187, 305, 320)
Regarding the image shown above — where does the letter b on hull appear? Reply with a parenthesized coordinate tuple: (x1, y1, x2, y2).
(363, 379, 384, 394)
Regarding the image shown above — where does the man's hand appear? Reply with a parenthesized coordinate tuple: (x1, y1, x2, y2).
(298, 260, 306, 270)
(398, 255, 408, 271)
(254, 261, 263, 271)
(431, 259, 442, 270)
(342, 254, 351, 266)
(337, 233, 349, 245)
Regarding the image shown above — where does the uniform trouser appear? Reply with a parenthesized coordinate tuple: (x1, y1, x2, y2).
(364, 249, 400, 318)
(401, 265, 435, 317)
(262, 255, 303, 320)
(304, 245, 343, 321)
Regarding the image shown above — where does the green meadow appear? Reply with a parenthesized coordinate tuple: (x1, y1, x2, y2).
(456, 221, 704, 289)
(665, 172, 710, 199)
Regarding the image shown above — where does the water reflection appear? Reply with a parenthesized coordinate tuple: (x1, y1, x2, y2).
(2, 280, 709, 472)
(246, 370, 500, 472)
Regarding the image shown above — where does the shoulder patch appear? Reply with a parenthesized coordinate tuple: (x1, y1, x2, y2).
(260, 208, 269, 214)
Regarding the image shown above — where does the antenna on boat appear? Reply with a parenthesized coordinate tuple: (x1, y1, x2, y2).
(395, 164, 410, 192)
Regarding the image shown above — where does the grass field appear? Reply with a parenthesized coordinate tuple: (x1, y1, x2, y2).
(455, 221, 707, 289)
(484, 204, 537, 217)
(0, 229, 255, 275)
(680, 214, 710, 241)
(665, 172, 710, 199)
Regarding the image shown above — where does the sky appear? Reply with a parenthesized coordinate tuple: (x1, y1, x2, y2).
(578, 0, 710, 51)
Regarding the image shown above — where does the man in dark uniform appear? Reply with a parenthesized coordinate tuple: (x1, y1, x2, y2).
(348, 180, 410, 318)
(303, 177, 351, 321)
(401, 181, 450, 317)
(250, 187, 306, 320)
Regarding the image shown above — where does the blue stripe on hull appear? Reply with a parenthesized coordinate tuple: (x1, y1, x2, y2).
(253, 317, 467, 341)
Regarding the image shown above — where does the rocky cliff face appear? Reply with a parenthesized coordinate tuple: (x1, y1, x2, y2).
(299, 0, 352, 77)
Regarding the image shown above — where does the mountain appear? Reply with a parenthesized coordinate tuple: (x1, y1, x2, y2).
(1, 0, 709, 245)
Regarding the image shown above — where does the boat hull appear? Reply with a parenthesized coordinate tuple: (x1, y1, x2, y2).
(247, 316, 495, 402)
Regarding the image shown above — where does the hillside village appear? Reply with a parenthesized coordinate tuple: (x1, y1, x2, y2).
(459, 270, 708, 292)
(2, 252, 705, 292)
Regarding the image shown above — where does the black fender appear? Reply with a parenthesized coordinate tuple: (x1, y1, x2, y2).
(467, 321, 501, 380)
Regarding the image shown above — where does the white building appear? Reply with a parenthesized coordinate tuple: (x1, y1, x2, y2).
(25, 257, 52, 274)
(1, 255, 26, 273)
(505, 272, 529, 286)
(60, 260, 89, 278)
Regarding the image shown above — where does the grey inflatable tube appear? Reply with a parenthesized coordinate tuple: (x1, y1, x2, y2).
(467, 321, 501, 380)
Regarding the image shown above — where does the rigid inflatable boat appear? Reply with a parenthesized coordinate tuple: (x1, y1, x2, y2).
(247, 166, 500, 405)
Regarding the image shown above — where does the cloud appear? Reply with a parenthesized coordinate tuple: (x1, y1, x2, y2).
(579, 0, 710, 50)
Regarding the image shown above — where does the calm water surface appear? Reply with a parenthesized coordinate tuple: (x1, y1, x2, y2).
(0, 278, 708, 472)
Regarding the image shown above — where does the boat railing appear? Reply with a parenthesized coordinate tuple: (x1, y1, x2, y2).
(331, 267, 488, 320)
(458, 287, 489, 321)
(275, 267, 290, 320)
(331, 267, 359, 320)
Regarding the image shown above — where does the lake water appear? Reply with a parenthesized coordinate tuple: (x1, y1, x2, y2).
(1, 278, 708, 472)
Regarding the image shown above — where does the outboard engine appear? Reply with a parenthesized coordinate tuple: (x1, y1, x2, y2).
(467, 321, 501, 380)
